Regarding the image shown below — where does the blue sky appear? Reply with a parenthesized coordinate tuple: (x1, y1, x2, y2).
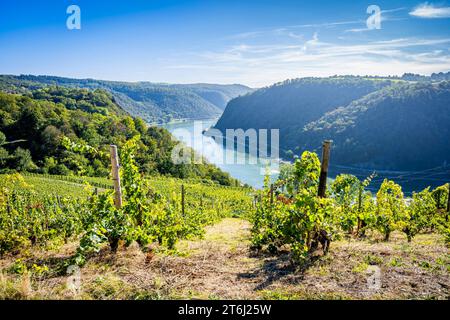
(1, 0, 450, 86)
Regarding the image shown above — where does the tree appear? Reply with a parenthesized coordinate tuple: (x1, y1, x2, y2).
(0, 87, 238, 185)
(11, 148, 37, 171)
(41, 125, 63, 155)
(0, 131, 6, 145)
(0, 147, 9, 169)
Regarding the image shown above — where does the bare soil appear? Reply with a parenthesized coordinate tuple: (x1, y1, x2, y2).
(0, 218, 448, 299)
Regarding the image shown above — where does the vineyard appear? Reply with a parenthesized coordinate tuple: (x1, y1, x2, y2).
(0, 143, 449, 299)
(251, 151, 450, 260)
(0, 138, 253, 262)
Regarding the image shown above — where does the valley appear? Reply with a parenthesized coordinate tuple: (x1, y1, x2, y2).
(213, 75, 450, 193)
(0, 73, 449, 301)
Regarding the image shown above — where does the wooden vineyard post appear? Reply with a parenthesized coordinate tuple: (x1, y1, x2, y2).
(356, 184, 362, 235)
(357, 184, 363, 212)
(110, 145, 123, 209)
(436, 190, 442, 209)
(270, 184, 274, 205)
(447, 183, 450, 221)
(181, 184, 185, 216)
(6, 194, 11, 215)
(318, 140, 332, 198)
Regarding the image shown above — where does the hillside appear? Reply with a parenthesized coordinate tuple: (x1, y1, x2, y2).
(301, 81, 450, 171)
(214, 77, 393, 138)
(213, 75, 450, 188)
(177, 83, 254, 110)
(0, 75, 252, 123)
(0, 174, 448, 299)
(0, 86, 239, 186)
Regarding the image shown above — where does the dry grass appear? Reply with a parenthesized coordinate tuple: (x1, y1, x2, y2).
(0, 218, 448, 300)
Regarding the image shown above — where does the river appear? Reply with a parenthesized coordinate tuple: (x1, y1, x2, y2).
(160, 119, 449, 194)
(160, 118, 278, 188)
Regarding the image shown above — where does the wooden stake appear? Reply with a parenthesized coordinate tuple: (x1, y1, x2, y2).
(270, 184, 274, 205)
(436, 190, 442, 209)
(356, 183, 363, 236)
(181, 184, 185, 216)
(6, 195, 11, 215)
(109, 145, 122, 209)
(318, 140, 332, 198)
(357, 184, 363, 212)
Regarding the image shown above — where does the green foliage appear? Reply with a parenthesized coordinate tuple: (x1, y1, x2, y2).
(301, 81, 450, 173)
(330, 173, 376, 236)
(0, 174, 88, 255)
(216, 77, 391, 141)
(0, 75, 252, 124)
(278, 151, 320, 195)
(215, 76, 450, 190)
(0, 167, 253, 259)
(375, 180, 408, 241)
(0, 131, 6, 145)
(0, 88, 238, 186)
(251, 150, 450, 264)
(431, 184, 449, 210)
(331, 174, 360, 234)
(431, 184, 450, 245)
(11, 148, 37, 171)
(404, 188, 436, 242)
(73, 138, 250, 264)
(251, 151, 335, 261)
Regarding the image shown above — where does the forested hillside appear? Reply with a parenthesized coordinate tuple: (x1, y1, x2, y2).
(0, 86, 238, 186)
(177, 83, 254, 110)
(301, 81, 450, 170)
(214, 75, 450, 175)
(214, 76, 393, 136)
(0, 75, 252, 123)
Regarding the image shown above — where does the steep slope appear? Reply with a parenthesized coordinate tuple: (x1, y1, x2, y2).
(0, 86, 239, 185)
(214, 77, 393, 137)
(213, 76, 450, 179)
(0, 75, 253, 123)
(177, 83, 254, 110)
(107, 83, 223, 122)
(300, 81, 450, 170)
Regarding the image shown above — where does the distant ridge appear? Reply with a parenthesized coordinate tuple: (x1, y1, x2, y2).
(0, 74, 253, 123)
(213, 74, 450, 190)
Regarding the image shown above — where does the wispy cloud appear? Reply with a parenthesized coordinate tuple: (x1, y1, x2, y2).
(228, 20, 363, 40)
(166, 33, 450, 86)
(345, 27, 373, 33)
(231, 8, 406, 39)
(345, 8, 407, 33)
(409, 3, 450, 18)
